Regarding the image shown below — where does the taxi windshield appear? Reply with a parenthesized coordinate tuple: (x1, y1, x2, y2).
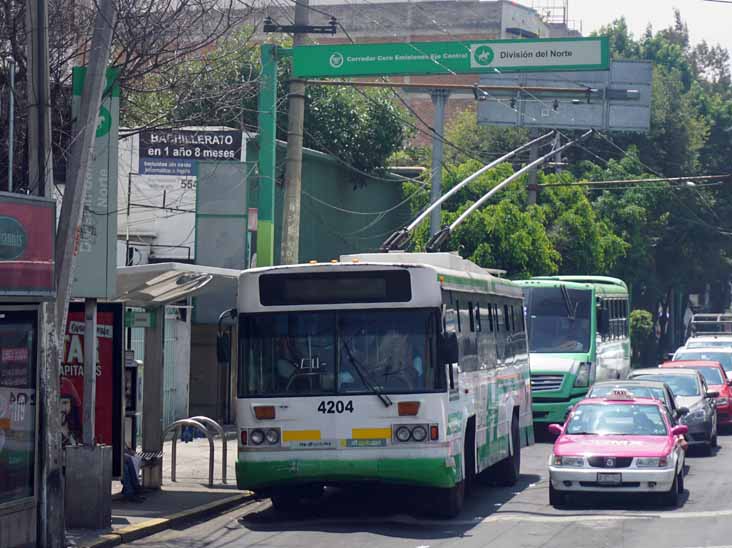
(565, 403, 668, 436)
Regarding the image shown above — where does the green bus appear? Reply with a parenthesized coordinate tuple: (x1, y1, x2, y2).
(516, 276, 631, 425)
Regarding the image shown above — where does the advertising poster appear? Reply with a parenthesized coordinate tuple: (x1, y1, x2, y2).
(0, 309, 38, 504)
(60, 303, 123, 474)
(138, 129, 243, 176)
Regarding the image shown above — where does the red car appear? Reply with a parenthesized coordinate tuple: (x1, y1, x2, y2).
(661, 360, 732, 426)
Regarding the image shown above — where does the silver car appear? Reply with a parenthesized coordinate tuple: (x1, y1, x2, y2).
(629, 368, 718, 455)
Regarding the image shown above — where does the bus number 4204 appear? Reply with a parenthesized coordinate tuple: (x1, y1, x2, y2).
(318, 400, 354, 414)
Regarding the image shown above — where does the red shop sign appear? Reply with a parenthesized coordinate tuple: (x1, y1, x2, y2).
(0, 192, 55, 298)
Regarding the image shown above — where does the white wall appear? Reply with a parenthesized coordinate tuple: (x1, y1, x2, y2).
(118, 133, 197, 262)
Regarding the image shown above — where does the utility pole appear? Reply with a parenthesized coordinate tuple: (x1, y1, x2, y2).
(280, 0, 309, 265)
(55, 0, 116, 335)
(26, 0, 62, 543)
(527, 128, 540, 205)
(429, 90, 449, 236)
(83, 298, 97, 445)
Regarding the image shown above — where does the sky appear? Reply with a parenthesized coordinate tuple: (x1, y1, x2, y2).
(523, 1, 732, 56)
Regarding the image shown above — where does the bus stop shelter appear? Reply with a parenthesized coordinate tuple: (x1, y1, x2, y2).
(115, 262, 240, 487)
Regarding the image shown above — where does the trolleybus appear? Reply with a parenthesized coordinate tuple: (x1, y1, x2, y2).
(233, 252, 533, 517)
(516, 276, 630, 425)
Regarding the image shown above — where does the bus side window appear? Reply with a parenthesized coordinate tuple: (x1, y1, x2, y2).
(488, 303, 494, 332)
(510, 305, 516, 332)
(504, 304, 510, 331)
(475, 304, 482, 332)
(469, 301, 475, 332)
(494, 304, 500, 332)
(456, 301, 462, 332)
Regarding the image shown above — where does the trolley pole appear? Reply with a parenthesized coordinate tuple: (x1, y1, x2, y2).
(527, 128, 540, 205)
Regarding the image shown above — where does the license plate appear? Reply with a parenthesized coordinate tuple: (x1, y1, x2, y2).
(597, 472, 621, 485)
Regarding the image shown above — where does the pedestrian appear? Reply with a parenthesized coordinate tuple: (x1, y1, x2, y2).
(121, 446, 145, 502)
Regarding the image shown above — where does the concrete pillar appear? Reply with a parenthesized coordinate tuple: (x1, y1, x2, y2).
(142, 306, 164, 488)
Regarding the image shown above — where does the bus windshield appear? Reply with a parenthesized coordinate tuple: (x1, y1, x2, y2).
(525, 287, 592, 354)
(239, 309, 442, 397)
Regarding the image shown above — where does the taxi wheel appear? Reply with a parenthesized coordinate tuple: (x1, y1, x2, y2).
(660, 473, 680, 507)
(549, 483, 568, 508)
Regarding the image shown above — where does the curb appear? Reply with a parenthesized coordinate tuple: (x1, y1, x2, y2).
(77, 492, 253, 548)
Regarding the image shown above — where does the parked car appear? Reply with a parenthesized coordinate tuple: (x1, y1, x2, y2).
(629, 368, 718, 454)
(548, 389, 688, 507)
(661, 360, 732, 427)
(673, 347, 732, 380)
(587, 380, 687, 423)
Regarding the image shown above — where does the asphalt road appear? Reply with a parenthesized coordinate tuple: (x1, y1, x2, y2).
(124, 429, 732, 548)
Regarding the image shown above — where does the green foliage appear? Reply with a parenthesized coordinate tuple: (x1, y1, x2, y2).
(442, 110, 529, 165)
(303, 86, 413, 175)
(630, 309, 654, 343)
(630, 309, 656, 367)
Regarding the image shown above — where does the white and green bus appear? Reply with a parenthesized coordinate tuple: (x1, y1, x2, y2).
(516, 276, 631, 425)
(234, 253, 533, 517)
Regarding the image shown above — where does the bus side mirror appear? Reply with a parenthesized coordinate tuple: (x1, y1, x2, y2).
(217, 330, 231, 363)
(440, 332, 459, 365)
(597, 306, 609, 334)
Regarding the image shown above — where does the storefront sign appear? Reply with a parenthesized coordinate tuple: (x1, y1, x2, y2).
(0, 193, 55, 298)
(139, 129, 244, 176)
(0, 308, 38, 505)
(124, 309, 156, 328)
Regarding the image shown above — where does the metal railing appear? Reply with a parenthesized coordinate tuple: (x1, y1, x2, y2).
(189, 415, 227, 484)
(163, 416, 227, 488)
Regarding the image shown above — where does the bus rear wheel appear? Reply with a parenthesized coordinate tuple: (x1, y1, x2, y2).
(271, 484, 324, 513)
(493, 414, 521, 486)
(430, 479, 465, 518)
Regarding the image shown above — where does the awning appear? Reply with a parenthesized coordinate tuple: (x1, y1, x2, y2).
(116, 262, 240, 307)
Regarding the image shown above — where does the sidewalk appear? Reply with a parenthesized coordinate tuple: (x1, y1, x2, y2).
(65, 434, 252, 548)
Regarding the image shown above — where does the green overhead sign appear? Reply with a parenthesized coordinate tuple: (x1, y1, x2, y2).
(293, 37, 609, 78)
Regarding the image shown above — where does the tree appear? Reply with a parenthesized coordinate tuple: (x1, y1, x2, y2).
(0, 0, 256, 191)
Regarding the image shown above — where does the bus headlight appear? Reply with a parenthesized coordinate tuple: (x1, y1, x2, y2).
(395, 426, 412, 442)
(574, 363, 591, 388)
(250, 429, 265, 445)
(265, 429, 280, 445)
(411, 425, 428, 442)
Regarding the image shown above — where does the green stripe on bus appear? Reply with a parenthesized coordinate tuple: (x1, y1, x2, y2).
(235, 457, 459, 490)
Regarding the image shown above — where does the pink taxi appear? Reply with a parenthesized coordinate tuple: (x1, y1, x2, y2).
(547, 390, 688, 507)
